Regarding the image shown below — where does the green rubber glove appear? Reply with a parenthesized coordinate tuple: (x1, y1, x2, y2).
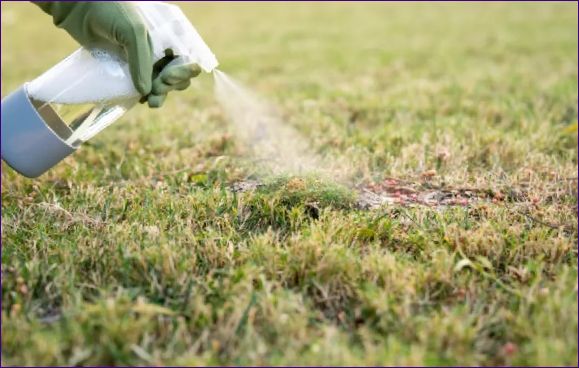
(148, 58, 201, 108)
(33, 1, 199, 108)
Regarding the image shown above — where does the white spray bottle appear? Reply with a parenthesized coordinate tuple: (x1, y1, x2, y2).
(1, 1, 218, 178)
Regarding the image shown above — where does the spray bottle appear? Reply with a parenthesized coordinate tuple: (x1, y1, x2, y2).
(1, 2, 218, 178)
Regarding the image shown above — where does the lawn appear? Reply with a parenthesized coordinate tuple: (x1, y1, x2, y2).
(2, 2, 578, 366)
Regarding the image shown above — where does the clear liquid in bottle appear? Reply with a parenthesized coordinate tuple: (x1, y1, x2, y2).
(30, 98, 137, 147)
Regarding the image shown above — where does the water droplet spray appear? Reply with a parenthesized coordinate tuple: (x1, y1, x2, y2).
(212, 69, 323, 176)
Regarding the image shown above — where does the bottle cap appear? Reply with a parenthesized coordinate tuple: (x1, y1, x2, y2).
(1, 85, 76, 178)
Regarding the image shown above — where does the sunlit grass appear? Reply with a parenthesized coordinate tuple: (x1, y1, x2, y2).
(1, 2, 577, 366)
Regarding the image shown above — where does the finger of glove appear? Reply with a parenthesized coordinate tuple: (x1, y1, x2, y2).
(147, 94, 167, 108)
(173, 79, 192, 91)
(160, 63, 201, 85)
(148, 79, 190, 108)
(152, 76, 192, 95)
(122, 24, 154, 96)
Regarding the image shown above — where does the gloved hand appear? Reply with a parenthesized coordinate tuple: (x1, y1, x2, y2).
(33, 1, 199, 108)
(148, 57, 201, 108)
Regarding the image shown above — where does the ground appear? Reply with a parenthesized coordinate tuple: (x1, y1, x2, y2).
(2, 2, 578, 366)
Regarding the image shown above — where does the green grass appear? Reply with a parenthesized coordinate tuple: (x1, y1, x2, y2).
(2, 2, 578, 366)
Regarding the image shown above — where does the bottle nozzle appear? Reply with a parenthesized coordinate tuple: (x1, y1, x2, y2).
(136, 2, 219, 74)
